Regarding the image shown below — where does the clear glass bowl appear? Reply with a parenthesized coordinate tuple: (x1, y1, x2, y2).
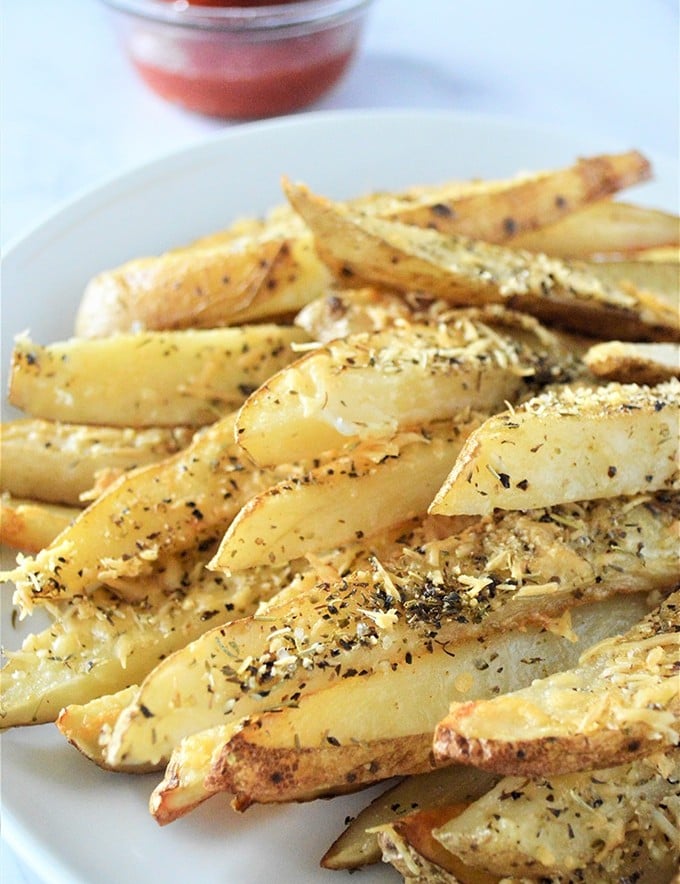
(101, 0, 374, 119)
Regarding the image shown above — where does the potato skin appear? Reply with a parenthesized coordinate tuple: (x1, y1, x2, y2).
(433, 725, 667, 779)
(74, 230, 331, 338)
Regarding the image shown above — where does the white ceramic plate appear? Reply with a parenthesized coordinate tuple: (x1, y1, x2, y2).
(1, 110, 676, 884)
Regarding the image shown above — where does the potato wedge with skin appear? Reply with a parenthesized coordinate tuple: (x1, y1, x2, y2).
(430, 379, 680, 516)
(9, 326, 308, 427)
(106, 492, 680, 771)
(5, 413, 277, 611)
(74, 226, 333, 338)
(378, 778, 680, 884)
(151, 593, 655, 824)
(75, 153, 650, 338)
(236, 310, 573, 467)
(378, 805, 500, 884)
(386, 151, 652, 243)
(433, 751, 680, 879)
(582, 260, 679, 311)
(433, 591, 680, 776)
(583, 340, 679, 385)
(205, 593, 653, 809)
(321, 766, 499, 871)
(510, 200, 680, 259)
(1, 544, 298, 728)
(0, 495, 78, 552)
(214, 417, 485, 572)
(294, 265, 678, 346)
(1, 419, 195, 506)
(149, 736, 488, 832)
(285, 182, 680, 342)
(55, 686, 152, 771)
(150, 724, 241, 822)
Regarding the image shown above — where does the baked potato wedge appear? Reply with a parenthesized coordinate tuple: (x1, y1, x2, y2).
(55, 686, 151, 771)
(430, 379, 680, 516)
(4, 413, 276, 610)
(583, 340, 679, 385)
(378, 804, 499, 884)
(235, 309, 573, 467)
(104, 492, 679, 771)
(149, 724, 242, 822)
(212, 417, 484, 573)
(204, 593, 653, 809)
(284, 181, 679, 342)
(74, 222, 333, 338)
(384, 151, 652, 243)
(294, 262, 679, 346)
(9, 325, 308, 427)
(433, 590, 680, 775)
(0, 495, 77, 552)
(1, 419, 194, 506)
(321, 765, 499, 871)
(511, 200, 680, 259)
(431, 751, 680, 880)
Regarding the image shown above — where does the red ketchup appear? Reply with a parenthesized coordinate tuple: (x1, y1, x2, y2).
(125, 1, 363, 119)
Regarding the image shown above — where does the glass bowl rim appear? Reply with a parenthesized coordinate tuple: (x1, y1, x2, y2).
(100, 0, 375, 32)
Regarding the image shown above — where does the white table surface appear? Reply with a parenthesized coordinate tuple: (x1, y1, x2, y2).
(1, 1, 678, 881)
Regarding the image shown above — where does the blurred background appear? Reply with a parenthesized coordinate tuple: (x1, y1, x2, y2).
(1, 0, 678, 247)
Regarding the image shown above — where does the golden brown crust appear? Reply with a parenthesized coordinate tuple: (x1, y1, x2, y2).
(387, 151, 652, 243)
(432, 725, 669, 779)
(0, 496, 76, 551)
(74, 232, 331, 337)
(583, 340, 680, 385)
(208, 730, 436, 810)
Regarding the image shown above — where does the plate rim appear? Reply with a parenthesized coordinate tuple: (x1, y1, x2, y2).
(1, 106, 677, 884)
(3, 106, 677, 263)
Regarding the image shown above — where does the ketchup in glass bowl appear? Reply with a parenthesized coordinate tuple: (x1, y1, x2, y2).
(100, 0, 375, 119)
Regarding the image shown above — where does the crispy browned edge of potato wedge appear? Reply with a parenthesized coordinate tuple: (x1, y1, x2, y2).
(583, 341, 679, 385)
(0, 496, 78, 552)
